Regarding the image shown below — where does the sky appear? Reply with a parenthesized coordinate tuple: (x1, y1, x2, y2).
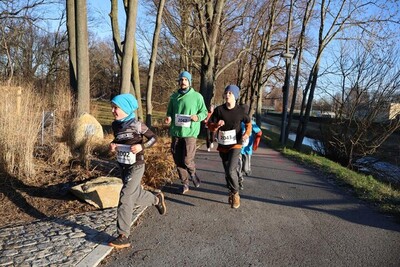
(40, 1, 151, 40)
(39, 0, 154, 62)
(87, 0, 151, 40)
(86, 0, 155, 63)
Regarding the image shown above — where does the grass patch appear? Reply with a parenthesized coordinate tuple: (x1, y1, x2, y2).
(262, 127, 400, 218)
(91, 100, 114, 126)
(91, 100, 167, 127)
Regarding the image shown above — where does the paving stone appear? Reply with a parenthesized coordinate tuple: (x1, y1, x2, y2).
(0, 207, 143, 266)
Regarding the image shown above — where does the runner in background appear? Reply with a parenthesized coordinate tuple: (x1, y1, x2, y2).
(207, 85, 251, 209)
(203, 105, 215, 152)
(164, 71, 208, 194)
(237, 104, 262, 190)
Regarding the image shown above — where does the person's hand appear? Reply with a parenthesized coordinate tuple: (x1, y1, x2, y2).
(217, 120, 225, 127)
(130, 144, 143, 154)
(191, 114, 198, 122)
(165, 116, 171, 125)
(110, 143, 117, 152)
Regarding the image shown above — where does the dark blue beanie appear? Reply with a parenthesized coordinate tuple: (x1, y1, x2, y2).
(179, 71, 192, 86)
(224, 85, 240, 100)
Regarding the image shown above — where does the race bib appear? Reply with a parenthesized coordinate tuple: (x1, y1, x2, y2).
(218, 129, 237, 145)
(116, 144, 136, 164)
(175, 114, 191, 127)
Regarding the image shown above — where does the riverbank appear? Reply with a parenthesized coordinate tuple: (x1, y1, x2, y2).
(262, 115, 400, 189)
(262, 114, 399, 167)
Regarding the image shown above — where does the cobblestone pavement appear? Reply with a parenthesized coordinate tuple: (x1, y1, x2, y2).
(0, 206, 146, 267)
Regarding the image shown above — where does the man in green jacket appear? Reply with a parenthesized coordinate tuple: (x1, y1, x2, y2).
(165, 71, 208, 194)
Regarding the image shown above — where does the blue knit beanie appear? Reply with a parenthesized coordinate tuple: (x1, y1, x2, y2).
(111, 93, 138, 121)
(224, 85, 240, 100)
(179, 71, 192, 86)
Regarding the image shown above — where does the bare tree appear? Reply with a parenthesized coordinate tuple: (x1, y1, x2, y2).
(110, 0, 143, 119)
(89, 40, 119, 99)
(0, 0, 50, 85)
(194, 0, 225, 107)
(119, 0, 137, 94)
(195, 0, 251, 108)
(320, 41, 400, 167)
(110, 0, 123, 67)
(75, 0, 90, 115)
(285, 0, 315, 144)
(246, 0, 281, 126)
(293, 0, 398, 150)
(147, 0, 251, 110)
(145, 0, 166, 127)
(66, 0, 77, 92)
(132, 37, 143, 120)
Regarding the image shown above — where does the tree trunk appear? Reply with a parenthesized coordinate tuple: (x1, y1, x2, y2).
(120, 0, 137, 94)
(66, 0, 77, 92)
(110, 0, 123, 67)
(146, 0, 166, 127)
(75, 0, 90, 115)
(200, 59, 215, 108)
(197, 0, 225, 108)
(254, 0, 278, 126)
(279, 0, 293, 145)
(294, 64, 319, 149)
(286, 0, 314, 145)
(179, 0, 190, 70)
(131, 41, 143, 120)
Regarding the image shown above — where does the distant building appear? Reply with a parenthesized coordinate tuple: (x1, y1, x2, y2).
(385, 103, 400, 120)
(355, 103, 400, 122)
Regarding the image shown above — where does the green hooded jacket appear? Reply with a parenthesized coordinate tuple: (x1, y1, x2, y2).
(166, 88, 207, 138)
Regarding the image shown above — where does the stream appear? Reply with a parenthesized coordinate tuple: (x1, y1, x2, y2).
(261, 121, 400, 187)
(261, 122, 322, 151)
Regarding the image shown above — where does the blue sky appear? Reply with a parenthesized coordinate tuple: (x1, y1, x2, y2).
(87, 0, 151, 40)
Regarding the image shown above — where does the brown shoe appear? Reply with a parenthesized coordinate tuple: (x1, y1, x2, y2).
(109, 234, 130, 249)
(228, 192, 233, 204)
(155, 192, 167, 215)
(232, 192, 240, 209)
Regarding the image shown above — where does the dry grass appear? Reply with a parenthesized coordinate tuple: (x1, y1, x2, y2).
(0, 84, 75, 180)
(143, 137, 178, 189)
(0, 87, 177, 227)
(0, 86, 43, 178)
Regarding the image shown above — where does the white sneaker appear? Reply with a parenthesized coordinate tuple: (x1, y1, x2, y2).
(207, 148, 211, 152)
(210, 143, 214, 149)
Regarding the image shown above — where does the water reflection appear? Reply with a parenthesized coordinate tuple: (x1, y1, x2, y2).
(261, 122, 323, 152)
(261, 122, 399, 183)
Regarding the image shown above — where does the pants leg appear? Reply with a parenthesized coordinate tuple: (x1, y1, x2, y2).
(117, 164, 157, 237)
(237, 154, 244, 183)
(243, 154, 252, 176)
(206, 128, 211, 149)
(219, 148, 241, 193)
(171, 137, 197, 184)
(183, 137, 197, 177)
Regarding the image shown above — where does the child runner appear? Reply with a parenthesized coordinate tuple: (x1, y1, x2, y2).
(237, 104, 262, 190)
(108, 93, 166, 249)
